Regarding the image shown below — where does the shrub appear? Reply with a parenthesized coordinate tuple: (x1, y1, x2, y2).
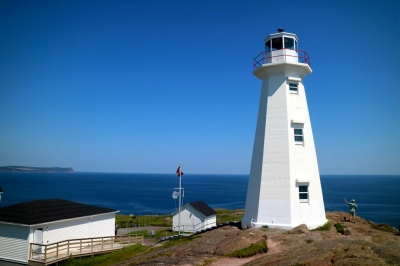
(229, 240, 268, 258)
(334, 223, 345, 234)
(370, 223, 399, 233)
(312, 220, 332, 231)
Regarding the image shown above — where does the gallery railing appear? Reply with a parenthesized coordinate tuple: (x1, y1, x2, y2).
(253, 49, 310, 69)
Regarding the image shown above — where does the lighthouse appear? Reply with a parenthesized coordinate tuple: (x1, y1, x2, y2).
(242, 29, 327, 230)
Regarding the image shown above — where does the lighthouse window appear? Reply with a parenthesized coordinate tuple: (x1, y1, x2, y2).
(289, 83, 298, 92)
(265, 40, 271, 52)
(299, 185, 309, 202)
(284, 37, 295, 49)
(271, 37, 283, 50)
(294, 129, 303, 143)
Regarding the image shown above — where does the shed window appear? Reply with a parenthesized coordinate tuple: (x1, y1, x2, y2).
(299, 185, 309, 203)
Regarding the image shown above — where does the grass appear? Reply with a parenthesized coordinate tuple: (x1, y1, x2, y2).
(215, 208, 244, 224)
(202, 259, 215, 265)
(116, 213, 172, 227)
(60, 244, 147, 266)
(370, 223, 399, 233)
(61, 234, 203, 266)
(63, 209, 244, 265)
(125, 229, 174, 239)
(229, 240, 268, 258)
(116, 208, 244, 228)
(162, 234, 202, 248)
(334, 222, 346, 234)
(312, 220, 332, 231)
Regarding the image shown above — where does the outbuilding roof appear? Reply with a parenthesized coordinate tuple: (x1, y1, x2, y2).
(173, 201, 216, 217)
(0, 198, 118, 225)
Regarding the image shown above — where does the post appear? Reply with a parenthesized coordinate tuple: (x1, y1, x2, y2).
(178, 163, 182, 235)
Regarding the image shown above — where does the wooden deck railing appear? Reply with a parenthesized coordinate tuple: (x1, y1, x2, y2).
(28, 234, 143, 266)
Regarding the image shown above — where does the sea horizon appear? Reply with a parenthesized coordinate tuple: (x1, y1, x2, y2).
(1, 173, 399, 228)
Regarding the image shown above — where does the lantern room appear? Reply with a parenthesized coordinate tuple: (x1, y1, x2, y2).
(264, 28, 299, 64)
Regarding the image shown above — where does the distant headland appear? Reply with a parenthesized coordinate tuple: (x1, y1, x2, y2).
(0, 166, 74, 173)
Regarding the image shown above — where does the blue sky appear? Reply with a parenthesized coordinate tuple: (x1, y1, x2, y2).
(0, 0, 399, 174)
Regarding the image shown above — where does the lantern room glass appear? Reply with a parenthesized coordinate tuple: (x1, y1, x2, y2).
(266, 36, 298, 52)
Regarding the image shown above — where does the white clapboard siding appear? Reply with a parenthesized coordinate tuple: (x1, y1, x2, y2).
(173, 206, 216, 232)
(204, 215, 216, 228)
(39, 213, 115, 244)
(88, 213, 115, 238)
(173, 208, 197, 232)
(0, 223, 29, 264)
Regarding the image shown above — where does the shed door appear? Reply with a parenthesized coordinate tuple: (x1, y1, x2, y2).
(33, 228, 43, 259)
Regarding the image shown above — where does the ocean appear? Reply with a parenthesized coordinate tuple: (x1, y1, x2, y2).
(0, 173, 399, 228)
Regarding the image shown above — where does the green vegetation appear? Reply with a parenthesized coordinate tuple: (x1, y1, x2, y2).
(162, 234, 202, 249)
(215, 208, 244, 224)
(334, 222, 346, 234)
(370, 223, 399, 233)
(116, 208, 244, 228)
(116, 213, 171, 227)
(202, 259, 215, 266)
(63, 209, 245, 265)
(312, 220, 332, 231)
(60, 244, 147, 266)
(229, 240, 268, 258)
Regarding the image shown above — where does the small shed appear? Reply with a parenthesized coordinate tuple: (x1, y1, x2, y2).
(0, 198, 118, 265)
(172, 201, 216, 233)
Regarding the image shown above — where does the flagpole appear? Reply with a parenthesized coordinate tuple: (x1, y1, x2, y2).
(178, 162, 182, 235)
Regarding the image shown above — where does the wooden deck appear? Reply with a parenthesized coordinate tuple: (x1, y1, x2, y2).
(28, 234, 143, 266)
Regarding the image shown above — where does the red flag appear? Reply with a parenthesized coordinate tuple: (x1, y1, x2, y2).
(176, 166, 184, 177)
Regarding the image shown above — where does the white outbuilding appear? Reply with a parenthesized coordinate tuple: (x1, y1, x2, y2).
(172, 201, 216, 233)
(242, 29, 327, 230)
(0, 198, 118, 265)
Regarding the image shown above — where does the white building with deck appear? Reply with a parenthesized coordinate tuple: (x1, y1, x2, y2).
(0, 198, 118, 265)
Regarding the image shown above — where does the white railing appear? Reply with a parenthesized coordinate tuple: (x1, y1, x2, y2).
(172, 221, 217, 234)
(29, 234, 143, 265)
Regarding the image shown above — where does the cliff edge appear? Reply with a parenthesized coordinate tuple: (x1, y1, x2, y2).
(115, 212, 400, 266)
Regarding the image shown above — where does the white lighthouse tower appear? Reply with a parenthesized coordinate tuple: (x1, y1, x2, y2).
(242, 29, 327, 230)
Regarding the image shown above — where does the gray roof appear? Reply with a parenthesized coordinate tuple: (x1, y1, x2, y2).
(0, 198, 118, 225)
(173, 201, 216, 217)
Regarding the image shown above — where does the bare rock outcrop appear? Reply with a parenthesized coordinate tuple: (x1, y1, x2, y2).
(115, 212, 400, 266)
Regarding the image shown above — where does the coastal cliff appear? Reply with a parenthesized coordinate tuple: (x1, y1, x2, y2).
(0, 166, 74, 173)
(114, 212, 400, 266)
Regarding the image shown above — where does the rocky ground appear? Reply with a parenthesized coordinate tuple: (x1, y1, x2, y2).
(115, 212, 400, 266)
